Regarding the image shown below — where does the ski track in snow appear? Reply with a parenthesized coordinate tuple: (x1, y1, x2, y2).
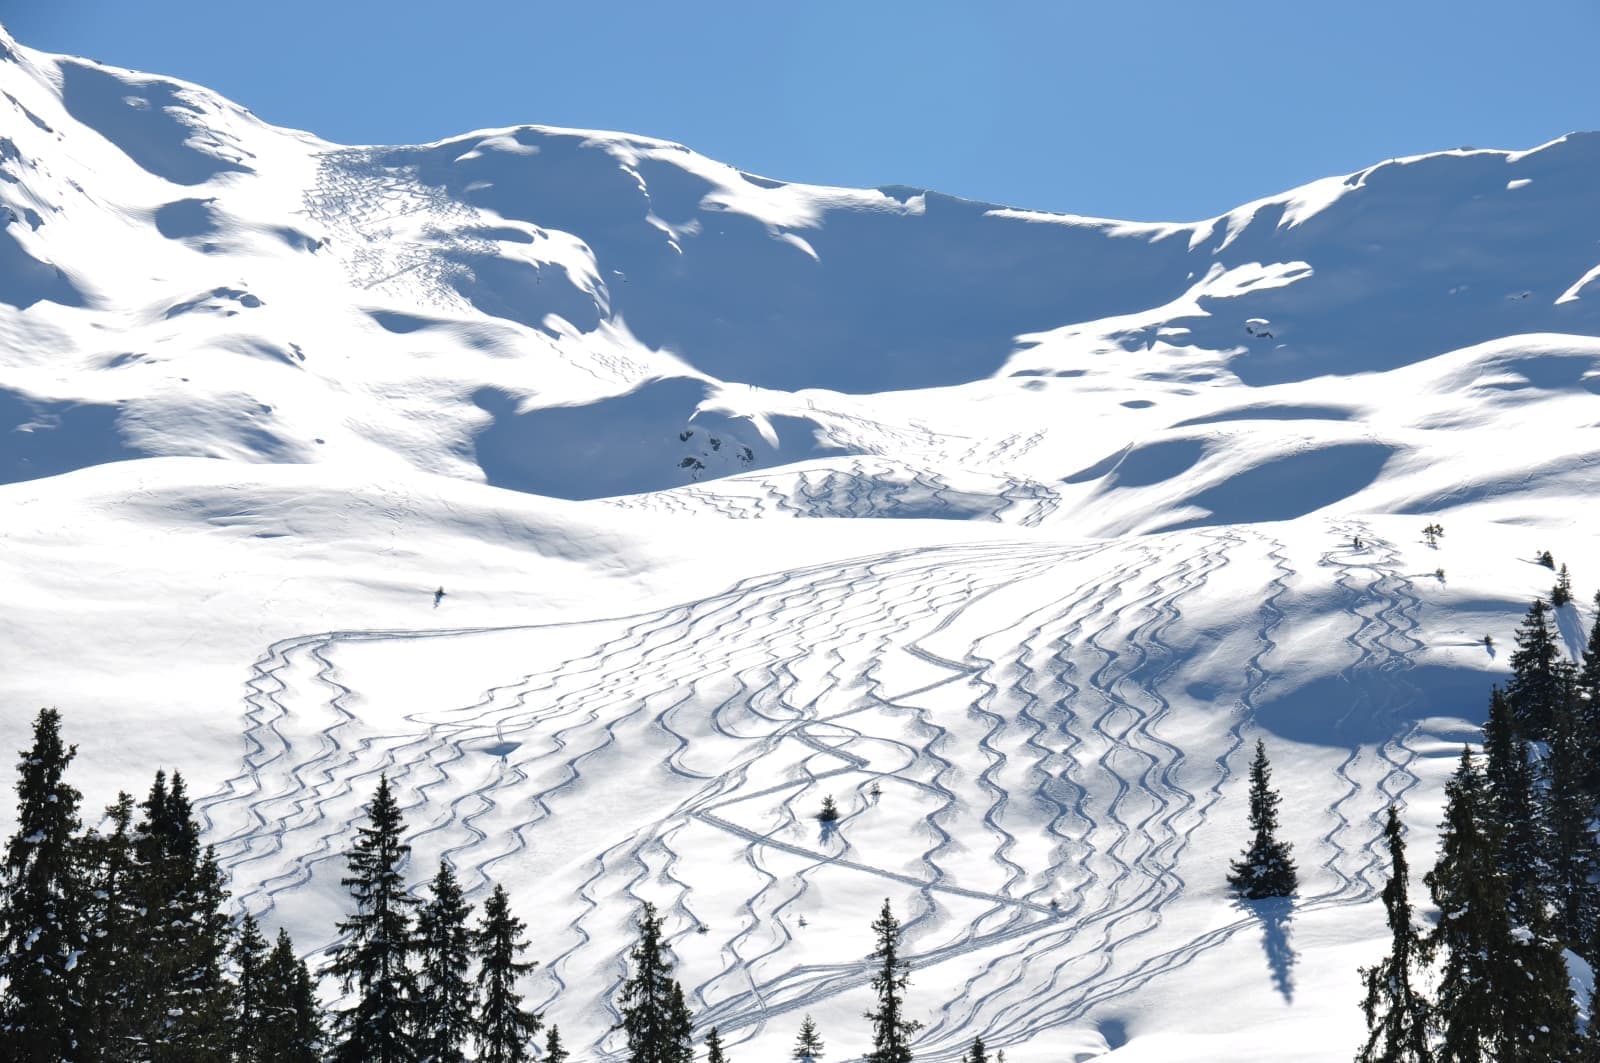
(195, 528, 1433, 1059)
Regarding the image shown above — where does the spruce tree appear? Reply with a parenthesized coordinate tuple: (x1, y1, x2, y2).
(122, 770, 235, 1059)
(329, 773, 419, 1063)
(544, 1025, 569, 1063)
(1508, 598, 1562, 735)
(963, 1035, 989, 1063)
(1579, 984, 1600, 1063)
(864, 898, 921, 1063)
(474, 883, 542, 1063)
(792, 1015, 825, 1062)
(1481, 687, 1541, 921)
(619, 901, 693, 1063)
(1427, 749, 1507, 1061)
(1539, 693, 1600, 946)
(1356, 806, 1432, 1063)
(132, 770, 234, 1060)
(259, 927, 324, 1063)
(1552, 564, 1575, 608)
(416, 860, 477, 1063)
(79, 791, 140, 1062)
(1579, 593, 1600, 794)
(705, 1026, 729, 1063)
(1580, 592, 1600, 706)
(667, 981, 694, 1063)
(1427, 748, 1577, 1060)
(1227, 740, 1298, 898)
(232, 913, 271, 1063)
(0, 707, 87, 1062)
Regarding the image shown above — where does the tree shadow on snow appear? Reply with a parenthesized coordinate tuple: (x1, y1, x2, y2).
(1239, 896, 1297, 1003)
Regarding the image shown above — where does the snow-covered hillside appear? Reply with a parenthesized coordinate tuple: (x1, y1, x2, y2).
(2, 19, 1598, 1061)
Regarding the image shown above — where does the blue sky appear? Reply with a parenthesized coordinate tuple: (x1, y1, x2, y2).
(5, 0, 1597, 221)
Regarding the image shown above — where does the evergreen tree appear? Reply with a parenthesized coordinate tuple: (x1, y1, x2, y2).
(792, 1015, 825, 1062)
(79, 791, 140, 1062)
(474, 884, 542, 1063)
(618, 901, 693, 1063)
(1481, 687, 1541, 921)
(1552, 564, 1575, 608)
(1427, 749, 1508, 1061)
(0, 707, 87, 1062)
(1579, 593, 1600, 794)
(864, 898, 921, 1063)
(544, 1025, 569, 1063)
(259, 928, 324, 1063)
(416, 860, 477, 1063)
(1227, 740, 1298, 898)
(1356, 806, 1432, 1063)
(232, 913, 271, 1063)
(1578, 984, 1600, 1063)
(329, 773, 419, 1063)
(1508, 598, 1562, 735)
(129, 770, 234, 1061)
(1580, 592, 1600, 706)
(1539, 691, 1600, 947)
(817, 796, 839, 824)
(963, 1035, 989, 1063)
(1426, 748, 1577, 1061)
(704, 1026, 729, 1063)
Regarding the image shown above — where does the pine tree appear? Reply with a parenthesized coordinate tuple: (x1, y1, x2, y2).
(0, 707, 87, 1062)
(792, 1015, 825, 1062)
(864, 898, 921, 1063)
(416, 860, 477, 1063)
(1356, 806, 1432, 1063)
(963, 1035, 989, 1063)
(1539, 690, 1600, 947)
(1227, 739, 1298, 898)
(704, 1026, 729, 1063)
(544, 1025, 570, 1063)
(474, 883, 542, 1063)
(619, 901, 694, 1063)
(1508, 598, 1562, 735)
(79, 791, 140, 1062)
(329, 773, 419, 1063)
(259, 928, 324, 1063)
(231, 913, 271, 1063)
(1481, 687, 1541, 921)
(817, 796, 840, 824)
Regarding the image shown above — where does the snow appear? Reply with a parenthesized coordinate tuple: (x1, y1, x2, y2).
(1, 17, 1599, 1061)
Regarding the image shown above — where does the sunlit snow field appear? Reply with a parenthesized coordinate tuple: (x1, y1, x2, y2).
(2, 20, 1599, 1060)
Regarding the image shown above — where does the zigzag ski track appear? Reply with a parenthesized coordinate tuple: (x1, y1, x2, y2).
(197, 528, 1442, 1058)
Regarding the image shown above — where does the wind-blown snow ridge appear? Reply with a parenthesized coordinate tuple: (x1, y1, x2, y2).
(3, 19, 1600, 1061)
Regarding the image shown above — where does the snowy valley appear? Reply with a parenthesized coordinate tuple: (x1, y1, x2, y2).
(2, 18, 1600, 1061)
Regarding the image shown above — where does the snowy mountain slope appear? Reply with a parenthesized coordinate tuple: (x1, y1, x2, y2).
(3, 19, 1600, 1061)
(2, 21, 1599, 516)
